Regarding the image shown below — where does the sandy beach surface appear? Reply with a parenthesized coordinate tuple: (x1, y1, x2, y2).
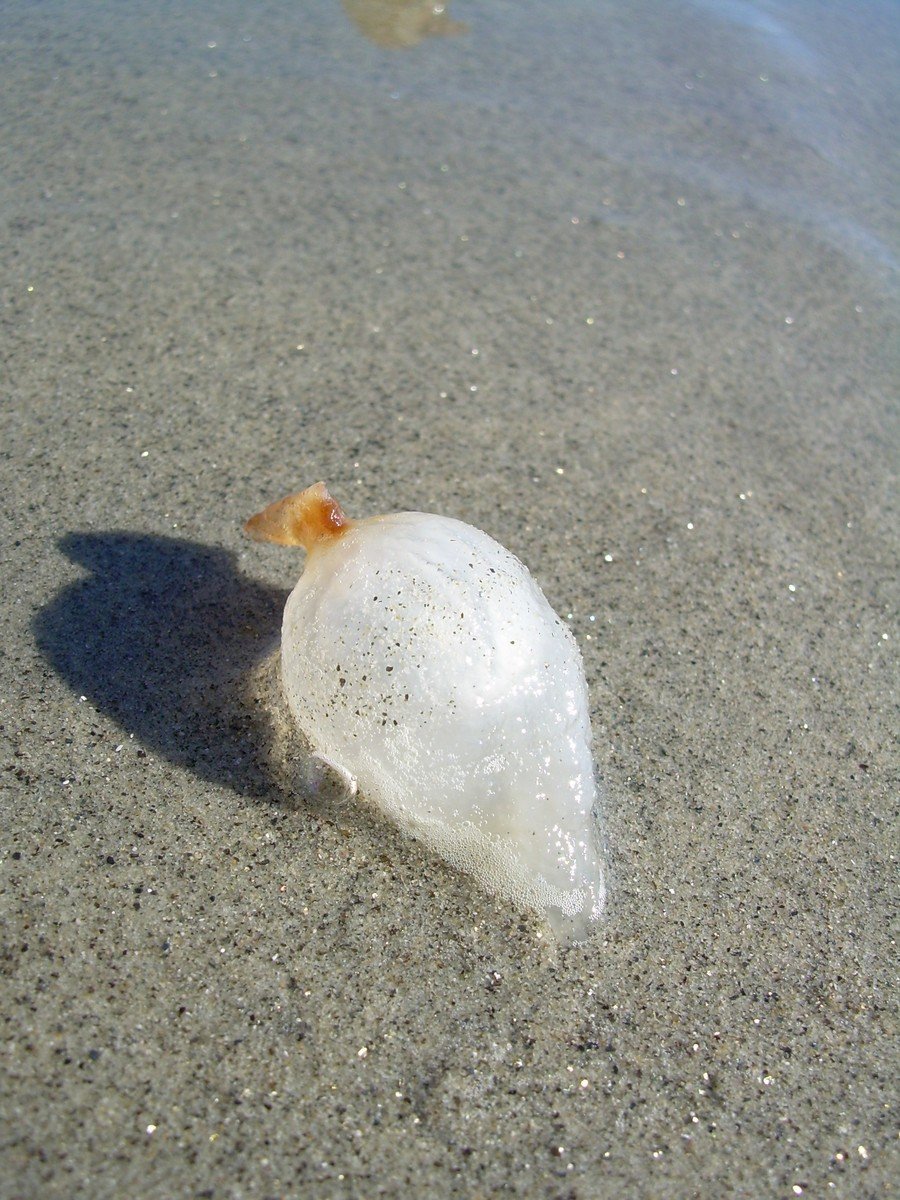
(1, 1, 897, 1196)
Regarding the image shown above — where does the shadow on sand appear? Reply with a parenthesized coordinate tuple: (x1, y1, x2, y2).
(34, 532, 289, 801)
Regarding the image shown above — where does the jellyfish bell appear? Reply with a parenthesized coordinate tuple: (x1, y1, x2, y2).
(245, 483, 606, 941)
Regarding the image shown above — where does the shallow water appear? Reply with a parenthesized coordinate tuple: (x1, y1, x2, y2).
(1, 2, 897, 1197)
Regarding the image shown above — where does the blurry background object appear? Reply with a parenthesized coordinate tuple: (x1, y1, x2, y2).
(342, 0, 467, 48)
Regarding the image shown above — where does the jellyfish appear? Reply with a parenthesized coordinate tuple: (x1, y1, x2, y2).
(245, 482, 605, 940)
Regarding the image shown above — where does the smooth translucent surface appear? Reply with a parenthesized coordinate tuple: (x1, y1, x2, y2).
(280, 510, 605, 940)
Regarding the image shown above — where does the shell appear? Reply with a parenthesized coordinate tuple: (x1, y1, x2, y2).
(245, 483, 606, 941)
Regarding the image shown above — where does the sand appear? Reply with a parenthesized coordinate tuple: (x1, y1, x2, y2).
(1, 1, 897, 1196)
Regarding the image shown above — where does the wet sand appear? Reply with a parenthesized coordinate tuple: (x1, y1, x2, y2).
(1, 2, 897, 1196)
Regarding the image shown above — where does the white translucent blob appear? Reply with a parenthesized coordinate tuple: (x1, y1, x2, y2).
(245, 483, 606, 941)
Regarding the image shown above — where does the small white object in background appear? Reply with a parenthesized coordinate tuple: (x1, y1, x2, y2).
(245, 482, 605, 942)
